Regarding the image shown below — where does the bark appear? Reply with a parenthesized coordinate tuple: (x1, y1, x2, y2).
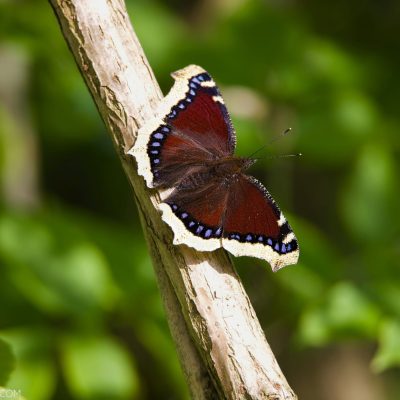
(49, 1, 297, 399)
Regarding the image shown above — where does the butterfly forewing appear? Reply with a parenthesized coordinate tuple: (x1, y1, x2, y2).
(165, 71, 236, 157)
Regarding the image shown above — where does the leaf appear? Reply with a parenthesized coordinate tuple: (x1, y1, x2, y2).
(0, 212, 119, 316)
(341, 143, 398, 243)
(61, 334, 139, 399)
(299, 282, 380, 346)
(0, 338, 15, 386)
(0, 329, 56, 400)
(372, 319, 400, 372)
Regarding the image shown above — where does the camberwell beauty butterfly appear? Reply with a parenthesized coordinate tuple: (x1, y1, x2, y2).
(129, 65, 299, 271)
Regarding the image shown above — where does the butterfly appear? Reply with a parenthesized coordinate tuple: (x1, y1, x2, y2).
(129, 65, 299, 271)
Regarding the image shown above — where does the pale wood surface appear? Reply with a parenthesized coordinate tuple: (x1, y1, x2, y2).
(50, 1, 297, 398)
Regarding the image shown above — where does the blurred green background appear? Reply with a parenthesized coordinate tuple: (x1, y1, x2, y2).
(1, 0, 399, 399)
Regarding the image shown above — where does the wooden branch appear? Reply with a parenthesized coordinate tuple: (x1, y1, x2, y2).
(49, 1, 297, 398)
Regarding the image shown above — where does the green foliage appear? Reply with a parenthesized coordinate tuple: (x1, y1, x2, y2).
(1, 0, 400, 398)
(0, 338, 15, 386)
(299, 282, 380, 345)
(0, 328, 56, 400)
(372, 319, 400, 372)
(0, 207, 187, 399)
(61, 333, 139, 399)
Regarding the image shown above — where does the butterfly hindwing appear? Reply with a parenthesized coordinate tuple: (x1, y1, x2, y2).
(221, 175, 299, 271)
(159, 173, 229, 251)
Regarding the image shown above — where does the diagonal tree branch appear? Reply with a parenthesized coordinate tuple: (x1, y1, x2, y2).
(49, 1, 297, 399)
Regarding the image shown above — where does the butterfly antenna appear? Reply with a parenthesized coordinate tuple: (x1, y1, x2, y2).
(248, 128, 294, 159)
(256, 152, 302, 161)
(248, 144, 268, 159)
(268, 127, 293, 145)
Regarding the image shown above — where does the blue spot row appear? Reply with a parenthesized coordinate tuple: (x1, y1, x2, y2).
(167, 201, 298, 254)
(166, 73, 212, 120)
(168, 203, 223, 240)
(147, 125, 171, 170)
(226, 232, 297, 254)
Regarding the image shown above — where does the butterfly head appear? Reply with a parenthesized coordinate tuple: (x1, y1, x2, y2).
(240, 157, 257, 171)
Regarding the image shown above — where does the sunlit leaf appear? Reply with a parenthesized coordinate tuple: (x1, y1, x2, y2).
(0, 213, 119, 316)
(0, 329, 55, 400)
(299, 282, 381, 345)
(372, 319, 400, 372)
(341, 143, 398, 242)
(61, 334, 139, 399)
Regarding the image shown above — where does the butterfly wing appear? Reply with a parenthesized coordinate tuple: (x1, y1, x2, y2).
(130, 65, 235, 188)
(158, 173, 229, 251)
(221, 175, 299, 271)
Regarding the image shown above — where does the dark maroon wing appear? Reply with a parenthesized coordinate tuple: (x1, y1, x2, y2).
(166, 71, 236, 155)
(146, 70, 236, 188)
(164, 174, 229, 241)
(221, 174, 299, 268)
(157, 174, 228, 252)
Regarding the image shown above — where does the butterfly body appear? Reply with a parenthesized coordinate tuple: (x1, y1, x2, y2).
(155, 154, 253, 189)
(129, 65, 299, 271)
